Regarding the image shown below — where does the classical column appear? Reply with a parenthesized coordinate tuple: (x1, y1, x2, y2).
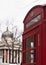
(4, 49, 6, 63)
(11, 50, 12, 63)
(6, 49, 8, 63)
(7, 49, 9, 63)
(20, 51, 22, 63)
(17, 50, 18, 64)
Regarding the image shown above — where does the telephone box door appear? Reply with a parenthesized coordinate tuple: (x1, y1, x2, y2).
(23, 29, 41, 65)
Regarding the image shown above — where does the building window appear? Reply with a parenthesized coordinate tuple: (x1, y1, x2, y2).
(26, 14, 41, 28)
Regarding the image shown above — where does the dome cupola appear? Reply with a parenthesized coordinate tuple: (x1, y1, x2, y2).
(2, 27, 13, 38)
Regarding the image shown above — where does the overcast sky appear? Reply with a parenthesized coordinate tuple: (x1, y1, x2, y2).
(0, 0, 46, 40)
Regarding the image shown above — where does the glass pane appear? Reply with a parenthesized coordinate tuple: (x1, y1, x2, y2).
(26, 36, 35, 49)
(26, 14, 41, 28)
(26, 50, 36, 63)
(26, 35, 36, 63)
(30, 54, 34, 63)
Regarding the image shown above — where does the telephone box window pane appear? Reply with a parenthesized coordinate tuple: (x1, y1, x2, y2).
(26, 50, 36, 63)
(31, 54, 34, 63)
(26, 35, 36, 63)
(26, 14, 41, 28)
(26, 36, 35, 49)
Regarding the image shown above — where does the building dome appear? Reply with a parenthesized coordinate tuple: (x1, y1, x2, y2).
(2, 27, 13, 38)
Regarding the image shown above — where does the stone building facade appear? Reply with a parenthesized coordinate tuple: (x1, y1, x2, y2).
(0, 27, 22, 64)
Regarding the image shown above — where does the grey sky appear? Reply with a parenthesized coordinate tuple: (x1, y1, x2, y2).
(0, 0, 46, 40)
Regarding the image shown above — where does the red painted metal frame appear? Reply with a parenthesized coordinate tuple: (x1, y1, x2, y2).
(22, 5, 46, 65)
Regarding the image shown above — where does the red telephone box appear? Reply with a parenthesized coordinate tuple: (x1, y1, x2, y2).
(22, 5, 46, 65)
